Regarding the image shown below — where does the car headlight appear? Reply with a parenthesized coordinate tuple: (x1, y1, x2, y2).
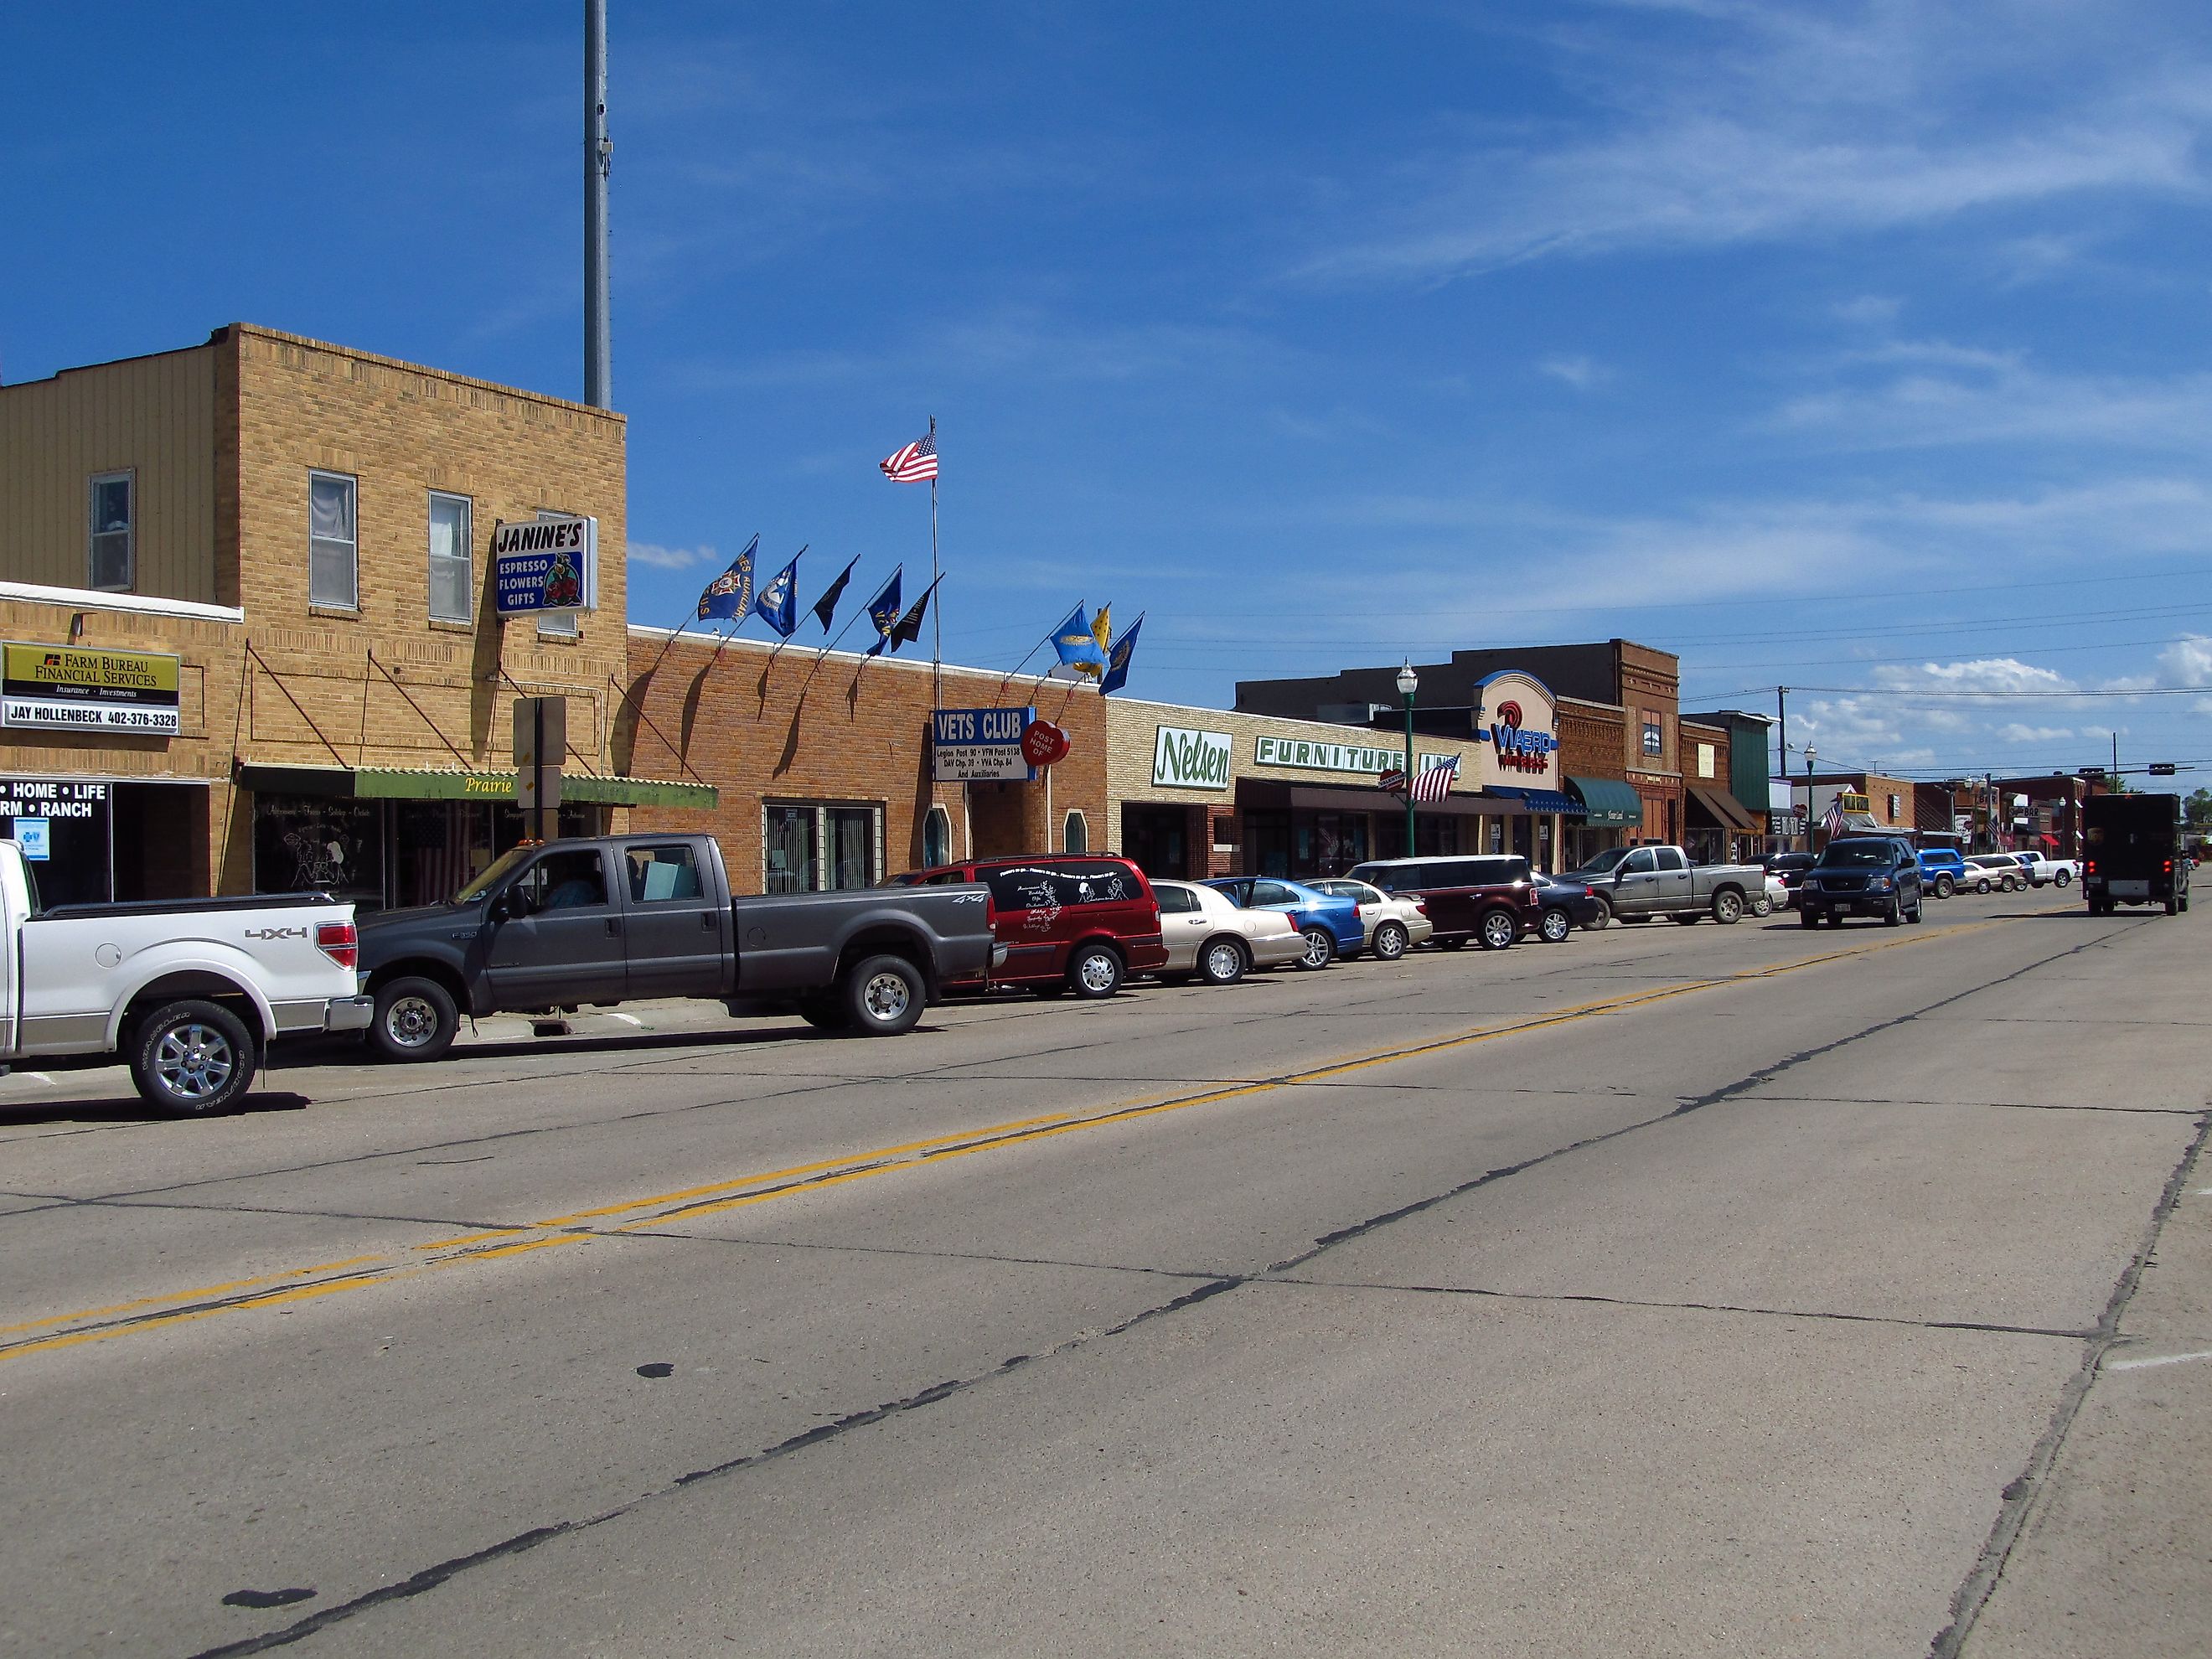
(1869, 876, 1892, 891)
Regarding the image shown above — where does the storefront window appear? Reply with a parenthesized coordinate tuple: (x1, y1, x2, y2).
(764, 804, 817, 893)
(254, 794, 383, 906)
(766, 802, 880, 892)
(829, 807, 874, 889)
(1247, 809, 1292, 877)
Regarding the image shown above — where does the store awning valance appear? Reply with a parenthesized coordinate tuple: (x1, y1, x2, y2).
(1488, 787, 1587, 816)
(1566, 776, 1642, 828)
(237, 763, 717, 809)
(1685, 783, 1759, 833)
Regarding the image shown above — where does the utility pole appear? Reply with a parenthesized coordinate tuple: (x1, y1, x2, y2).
(584, 0, 612, 409)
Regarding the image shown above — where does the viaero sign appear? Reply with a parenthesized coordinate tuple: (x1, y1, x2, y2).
(1152, 726, 1232, 789)
(1470, 669, 1561, 789)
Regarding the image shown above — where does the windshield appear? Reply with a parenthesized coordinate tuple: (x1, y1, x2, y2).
(1816, 840, 1897, 869)
(454, 846, 533, 906)
(1573, 848, 1631, 876)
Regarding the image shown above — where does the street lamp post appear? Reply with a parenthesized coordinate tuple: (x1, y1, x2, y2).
(1802, 747, 1817, 850)
(1397, 661, 1419, 860)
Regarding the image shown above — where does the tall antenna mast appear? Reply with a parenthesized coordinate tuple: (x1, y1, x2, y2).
(584, 0, 612, 408)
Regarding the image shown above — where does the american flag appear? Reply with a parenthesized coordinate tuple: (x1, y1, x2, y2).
(880, 433, 938, 483)
(1380, 757, 1460, 803)
(1820, 795, 1847, 839)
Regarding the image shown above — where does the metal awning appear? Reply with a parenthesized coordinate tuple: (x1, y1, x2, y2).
(1488, 786, 1586, 816)
(236, 762, 717, 809)
(1565, 776, 1642, 828)
(1273, 783, 1522, 819)
(1685, 783, 1760, 833)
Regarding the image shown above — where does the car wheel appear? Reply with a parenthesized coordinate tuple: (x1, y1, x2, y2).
(1934, 875, 1956, 899)
(1584, 899, 1612, 931)
(129, 999, 258, 1117)
(1909, 898, 1925, 923)
(1067, 943, 1125, 999)
(372, 975, 459, 1063)
(842, 954, 926, 1035)
(1295, 927, 1336, 970)
(1751, 895, 1772, 917)
(1974, 878, 1991, 893)
(1538, 907, 1573, 943)
(1199, 938, 1248, 986)
(2055, 870, 2071, 886)
(1712, 890, 1744, 925)
(1884, 897, 1902, 927)
(1477, 908, 1517, 950)
(1370, 921, 1410, 962)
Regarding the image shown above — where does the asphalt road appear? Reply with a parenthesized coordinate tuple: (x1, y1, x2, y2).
(1, 890, 2204, 1657)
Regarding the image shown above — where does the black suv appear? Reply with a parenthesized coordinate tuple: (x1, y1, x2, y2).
(1797, 836, 1925, 928)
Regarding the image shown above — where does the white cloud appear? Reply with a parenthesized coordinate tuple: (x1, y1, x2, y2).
(1538, 354, 1610, 390)
(2159, 635, 2212, 685)
(628, 541, 715, 571)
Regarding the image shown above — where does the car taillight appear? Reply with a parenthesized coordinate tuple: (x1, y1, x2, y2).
(316, 919, 358, 971)
(2163, 859, 2173, 873)
(1412, 899, 1428, 915)
(985, 891, 998, 928)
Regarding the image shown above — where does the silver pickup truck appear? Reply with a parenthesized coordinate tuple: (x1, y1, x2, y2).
(353, 832, 999, 1059)
(1565, 845, 1767, 926)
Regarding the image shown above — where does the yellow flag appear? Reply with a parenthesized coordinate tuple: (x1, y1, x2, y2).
(1091, 605, 1111, 653)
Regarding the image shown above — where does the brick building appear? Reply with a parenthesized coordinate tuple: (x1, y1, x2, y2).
(0, 324, 704, 907)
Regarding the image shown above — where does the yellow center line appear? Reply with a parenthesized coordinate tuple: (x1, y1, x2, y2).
(0, 910, 2060, 1364)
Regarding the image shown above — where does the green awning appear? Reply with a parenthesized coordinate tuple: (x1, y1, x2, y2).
(1566, 775, 1642, 828)
(237, 762, 716, 809)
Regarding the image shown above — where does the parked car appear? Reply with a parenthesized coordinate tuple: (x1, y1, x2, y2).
(1532, 873, 1605, 939)
(2011, 850, 2079, 887)
(1343, 855, 1541, 950)
(1149, 881, 1305, 982)
(1765, 852, 1815, 909)
(1202, 876, 1362, 969)
(2083, 793, 2192, 916)
(1305, 877, 1434, 959)
(1755, 871, 1791, 917)
(1796, 835, 1925, 927)
(1564, 845, 1765, 926)
(359, 834, 1004, 1052)
(1965, 855, 2023, 893)
(892, 853, 1166, 999)
(1916, 845, 1971, 898)
(0, 839, 372, 1115)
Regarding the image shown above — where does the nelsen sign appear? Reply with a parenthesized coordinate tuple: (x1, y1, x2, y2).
(1152, 726, 1232, 790)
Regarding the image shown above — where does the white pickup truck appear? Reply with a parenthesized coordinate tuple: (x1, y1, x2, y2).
(0, 840, 372, 1115)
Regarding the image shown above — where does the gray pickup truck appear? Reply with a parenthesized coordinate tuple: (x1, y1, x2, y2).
(354, 832, 998, 1058)
(1564, 844, 1766, 926)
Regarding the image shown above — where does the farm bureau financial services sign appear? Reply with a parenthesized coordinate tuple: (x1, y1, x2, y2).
(1153, 726, 1232, 790)
(2, 643, 181, 736)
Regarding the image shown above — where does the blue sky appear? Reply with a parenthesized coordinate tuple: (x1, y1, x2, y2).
(9, 2, 2212, 783)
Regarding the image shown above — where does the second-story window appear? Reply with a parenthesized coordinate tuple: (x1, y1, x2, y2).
(309, 471, 358, 609)
(1641, 713, 1662, 758)
(88, 472, 134, 592)
(427, 492, 473, 622)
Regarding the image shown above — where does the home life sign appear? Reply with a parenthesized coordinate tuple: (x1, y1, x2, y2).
(1152, 726, 1232, 790)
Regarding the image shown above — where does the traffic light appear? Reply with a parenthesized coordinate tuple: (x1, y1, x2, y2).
(2149, 762, 2178, 776)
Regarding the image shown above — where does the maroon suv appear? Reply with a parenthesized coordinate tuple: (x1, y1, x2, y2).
(1343, 855, 1542, 949)
(892, 854, 1168, 998)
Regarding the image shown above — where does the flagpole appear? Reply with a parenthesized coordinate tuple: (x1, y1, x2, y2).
(798, 607, 869, 693)
(928, 415, 942, 711)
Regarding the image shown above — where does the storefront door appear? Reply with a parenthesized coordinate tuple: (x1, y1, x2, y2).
(1121, 804, 1192, 879)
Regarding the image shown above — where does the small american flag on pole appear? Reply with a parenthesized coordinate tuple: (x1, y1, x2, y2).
(1380, 757, 1460, 803)
(880, 433, 938, 483)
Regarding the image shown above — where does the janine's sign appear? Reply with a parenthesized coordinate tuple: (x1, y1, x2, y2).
(1470, 669, 1560, 789)
(492, 516, 596, 615)
(1153, 726, 1232, 789)
(933, 706, 1036, 782)
(2, 642, 181, 735)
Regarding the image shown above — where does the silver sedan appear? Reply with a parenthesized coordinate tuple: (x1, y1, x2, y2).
(1305, 878, 1436, 961)
(1150, 880, 1307, 985)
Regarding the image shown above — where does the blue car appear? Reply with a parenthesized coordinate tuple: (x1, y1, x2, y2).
(1915, 845, 1970, 898)
(1202, 876, 1362, 970)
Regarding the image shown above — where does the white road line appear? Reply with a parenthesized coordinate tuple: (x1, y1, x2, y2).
(2106, 1348, 2212, 1372)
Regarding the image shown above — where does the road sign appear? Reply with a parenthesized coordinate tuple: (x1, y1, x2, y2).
(513, 696, 567, 819)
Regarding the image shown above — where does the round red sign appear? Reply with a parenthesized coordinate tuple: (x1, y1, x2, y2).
(1021, 719, 1072, 767)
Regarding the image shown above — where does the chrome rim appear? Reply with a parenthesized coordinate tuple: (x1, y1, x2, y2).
(384, 994, 441, 1050)
(1483, 913, 1514, 948)
(861, 970, 912, 1021)
(1374, 925, 1406, 959)
(154, 1022, 235, 1099)
(1078, 953, 1119, 993)
(1300, 931, 1331, 968)
(1541, 911, 1570, 942)
(1205, 943, 1243, 982)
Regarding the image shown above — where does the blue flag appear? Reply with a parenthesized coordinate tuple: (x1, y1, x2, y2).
(863, 568, 904, 656)
(1098, 612, 1145, 695)
(1051, 603, 1109, 676)
(696, 535, 757, 622)
(753, 549, 802, 638)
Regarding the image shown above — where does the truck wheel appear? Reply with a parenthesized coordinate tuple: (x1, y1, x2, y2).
(372, 976, 459, 1062)
(1800, 908, 1818, 928)
(2056, 870, 2071, 886)
(1884, 897, 1902, 927)
(1369, 922, 1410, 962)
(1199, 938, 1249, 985)
(2165, 895, 2180, 916)
(1584, 900, 1611, 931)
(1477, 908, 1517, 950)
(1538, 907, 1573, 943)
(797, 992, 850, 1031)
(840, 954, 926, 1036)
(129, 1000, 258, 1117)
(1933, 875, 1956, 899)
(1712, 890, 1744, 925)
(1067, 943, 1125, 999)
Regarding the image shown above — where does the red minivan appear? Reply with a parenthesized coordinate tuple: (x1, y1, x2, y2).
(892, 854, 1167, 998)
